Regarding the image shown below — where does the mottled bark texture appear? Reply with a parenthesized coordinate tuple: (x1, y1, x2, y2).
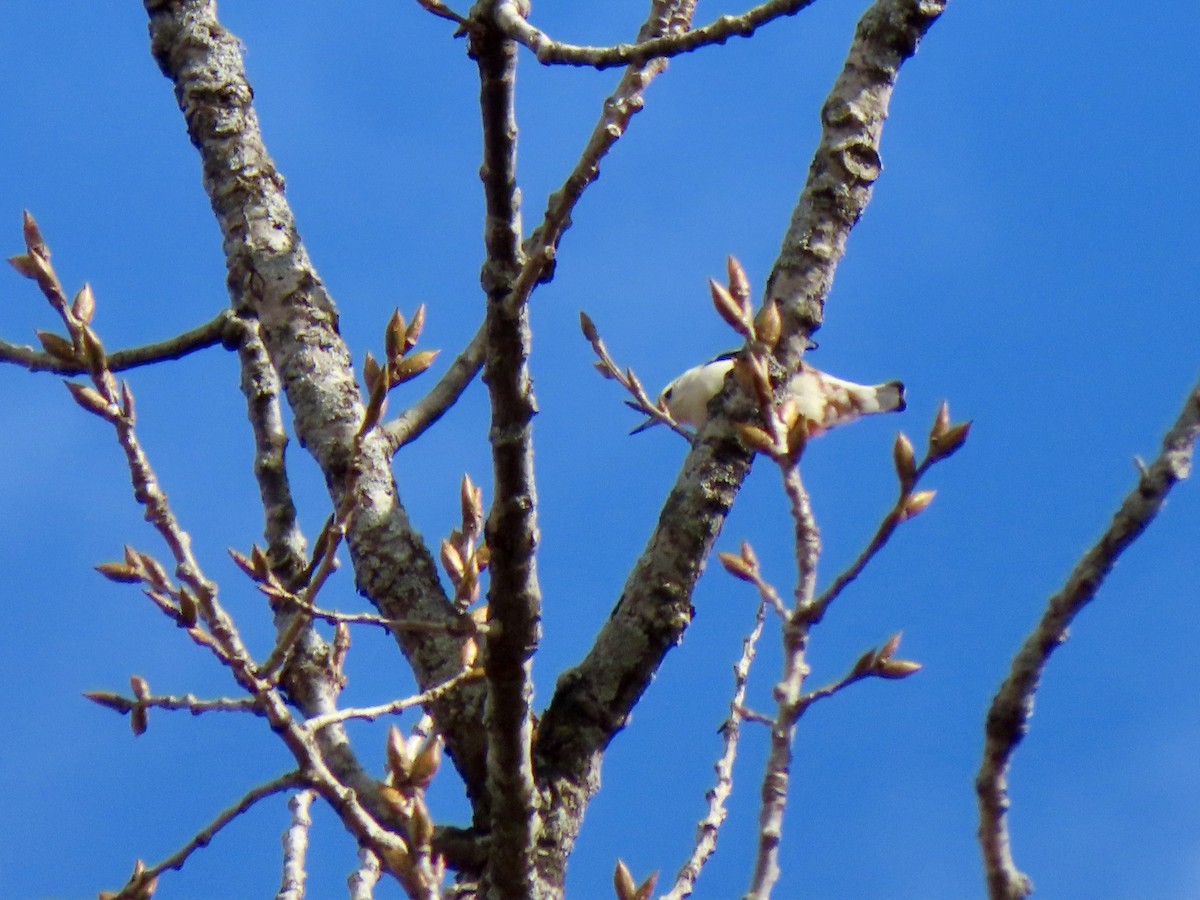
(143, 0, 489, 809)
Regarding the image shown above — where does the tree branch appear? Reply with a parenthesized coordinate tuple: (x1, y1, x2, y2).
(976, 376, 1200, 900)
(142, 0, 487, 805)
(0, 307, 233, 374)
(534, 0, 945, 878)
(468, 3, 542, 896)
(495, 0, 819, 69)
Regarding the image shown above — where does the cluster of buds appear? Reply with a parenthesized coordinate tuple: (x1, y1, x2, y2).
(439, 475, 491, 665)
(890, 400, 972, 520)
(710, 254, 782, 354)
(439, 475, 490, 610)
(613, 860, 658, 900)
(360, 305, 439, 436)
(98, 859, 157, 900)
(848, 632, 922, 681)
(97, 545, 202, 630)
(376, 719, 446, 886)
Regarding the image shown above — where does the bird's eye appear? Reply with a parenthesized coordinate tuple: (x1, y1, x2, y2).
(662, 387, 673, 402)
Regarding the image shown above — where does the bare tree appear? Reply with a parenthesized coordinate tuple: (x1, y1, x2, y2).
(3, 2, 1197, 900)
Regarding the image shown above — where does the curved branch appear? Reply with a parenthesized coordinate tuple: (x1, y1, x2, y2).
(976, 376, 1200, 900)
(0, 308, 234, 374)
(495, 0, 820, 69)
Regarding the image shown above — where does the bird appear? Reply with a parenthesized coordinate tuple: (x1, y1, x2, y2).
(631, 353, 905, 436)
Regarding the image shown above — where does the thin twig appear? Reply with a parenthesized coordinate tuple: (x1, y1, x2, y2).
(303, 666, 483, 732)
(976, 376, 1200, 900)
(115, 771, 305, 897)
(83, 690, 261, 717)
(0, 308, 234, 374)
(664, 598, 768, 900)
(495, 0, 819, 69)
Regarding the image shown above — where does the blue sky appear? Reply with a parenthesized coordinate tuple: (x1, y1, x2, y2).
(2, 2, 1198, 899)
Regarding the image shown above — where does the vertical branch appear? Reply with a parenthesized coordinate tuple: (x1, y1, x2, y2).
(470, 3, 541, 897)
(745, 466, 818, 900)
(976, 377, 1200, 900)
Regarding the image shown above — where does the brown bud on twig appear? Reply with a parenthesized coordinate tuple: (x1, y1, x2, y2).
(875, 658, 923, 679)
(726, 255, 751, 305)
(439, 539, 465, 584)
(386, 724, 411, 783)
(389, 349, 439, 386)
(461, 474, 483, 536)
(80, 326, 107, 373)
(65, 381, 114, 418)
(7, 253, 43, 280)
(613, 859, 658, 900)
(710, 278, 751, 338)
(21, 210, 48, 259)
(409, 734, 443, 789)
(72, 283, 95, 325)
(96, 561, 142, 584)
(893, 432, 916, 490)
(930, 420, 972, 462)
(362, 351, 382, 394)
(36, 330, 78, 362)
(899, 490, 936, 521)
(385, 309, 406, 362)
(735, 423, 778, 456)
(177, 587, 198, 627)
(407, 794, 434, 849)
(404, 304, 426, 354)
(753, 299, 782, 351)
(718, 551, 756, 583)
(929, 400, 951, 444)
(579, 310, 600, 343)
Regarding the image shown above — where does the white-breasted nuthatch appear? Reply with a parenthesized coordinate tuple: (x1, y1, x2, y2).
(631, 353, 905, 435)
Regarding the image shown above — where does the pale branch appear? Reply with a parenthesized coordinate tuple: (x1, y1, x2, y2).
(664, 598, 768, 900)
(495, 0, 819, 69)
(231, 313, 309, 586)
(111, 771, 306, 897)
(515, 0, 690, 312)
(385, 321, 486, 452)
(0, 307, 234, 374)
(413, 0, 474, 31)
(764, 0, 948, 366)
(348, 848, 383, 900)
(143, 0, 485, 805)
(83, 689, 260, 717)
(469, 4, 542, 897)
(303, 665, 484, 732)
(744, 467, 818, 900)
(976, 376, 1200, 900)
(276, 789, 316, 900)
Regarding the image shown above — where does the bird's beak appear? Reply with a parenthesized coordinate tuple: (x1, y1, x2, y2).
(629, 417, 660, 435)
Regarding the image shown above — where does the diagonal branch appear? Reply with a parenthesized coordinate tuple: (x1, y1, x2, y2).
(143, 0, 487, 805)
(495, 0, 820, 69)
(976, 376, 1200, 900)
(385, 321, 486, 452)
(534, 0, 947, 878)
